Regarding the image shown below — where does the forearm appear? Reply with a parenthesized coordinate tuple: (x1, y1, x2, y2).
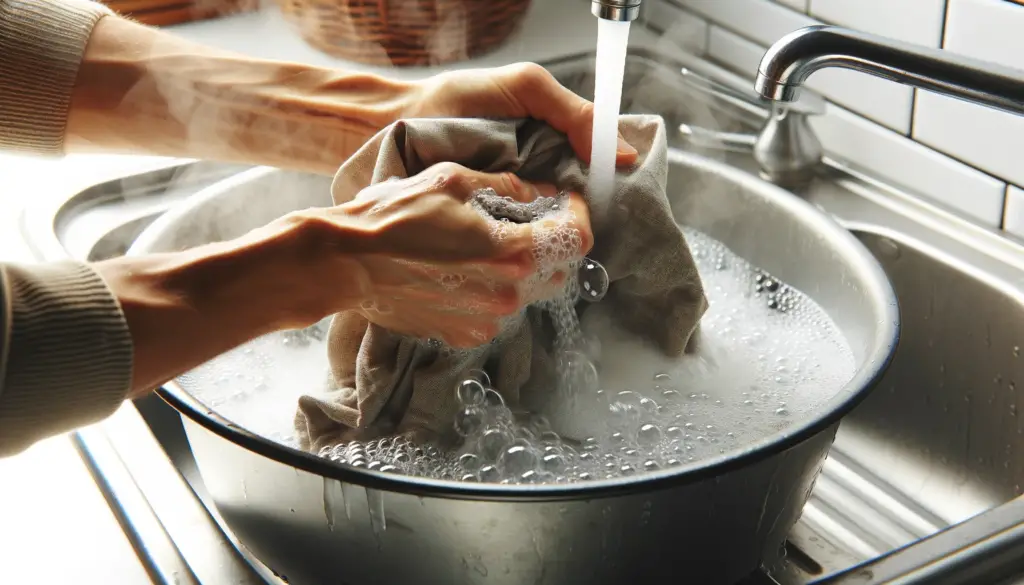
(0, 245, 279, 456)
(0, 212, 363, 456)
(93, 223, 312, 397)
(66, 16, 414, 175)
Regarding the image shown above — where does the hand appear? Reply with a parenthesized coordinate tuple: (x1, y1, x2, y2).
(403, 63, 639, 168)
(285, 163, 593, 347)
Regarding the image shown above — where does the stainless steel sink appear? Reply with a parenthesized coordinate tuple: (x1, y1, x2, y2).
(18, 48, 1024, 585)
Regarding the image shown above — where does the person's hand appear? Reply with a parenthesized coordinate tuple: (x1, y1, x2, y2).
(402, 63, 639, 168)
(271, 163, 594, 347)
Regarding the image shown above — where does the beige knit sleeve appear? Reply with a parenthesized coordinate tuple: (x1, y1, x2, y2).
(0, 0, 112, 154)
(0, 263, 133, 456)
(0, 1, 133, 457)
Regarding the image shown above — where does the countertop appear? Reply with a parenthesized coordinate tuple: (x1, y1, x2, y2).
(0, 3, 669, 583)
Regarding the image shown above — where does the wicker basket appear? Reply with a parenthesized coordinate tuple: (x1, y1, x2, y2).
(275, 0, 533, 67)
(103, 0, 256, 26)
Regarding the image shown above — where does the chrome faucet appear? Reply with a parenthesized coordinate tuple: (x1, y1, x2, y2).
(755, 25, 1024, 116)
(675, 66, 826, 189)
(592, 0, 642, 22)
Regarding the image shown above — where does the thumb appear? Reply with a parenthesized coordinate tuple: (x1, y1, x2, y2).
(499, 64, 639, 166)
(569, 102, 640, 168)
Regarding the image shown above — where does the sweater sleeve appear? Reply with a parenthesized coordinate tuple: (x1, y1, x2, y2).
(0, 1, 132, 456)
(0, 263, 133, 456)
(0, 0, 112, 154)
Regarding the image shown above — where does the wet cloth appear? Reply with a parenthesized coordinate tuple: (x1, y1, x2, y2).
(293, 115, 708, 452)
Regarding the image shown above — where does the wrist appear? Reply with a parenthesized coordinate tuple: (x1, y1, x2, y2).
(92, 233, 307, 394)
(67, 17, 415, 174)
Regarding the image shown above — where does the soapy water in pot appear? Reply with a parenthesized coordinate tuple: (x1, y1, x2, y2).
(177, 192, 855, 485)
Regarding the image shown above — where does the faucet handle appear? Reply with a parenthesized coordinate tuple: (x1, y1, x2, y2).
(676, 66, 826, 189)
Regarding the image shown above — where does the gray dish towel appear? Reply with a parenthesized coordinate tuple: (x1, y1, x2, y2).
(293, 115, 708, 453)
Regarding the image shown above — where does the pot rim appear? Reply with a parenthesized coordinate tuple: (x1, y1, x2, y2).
(147, 151, 900, 502)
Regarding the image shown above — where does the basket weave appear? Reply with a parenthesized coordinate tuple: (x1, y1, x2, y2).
(275, 0, 533, 67)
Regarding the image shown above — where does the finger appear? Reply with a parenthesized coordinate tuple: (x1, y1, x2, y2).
(564, 192, 594, 255)
(530, 192, 594, 256)
(426, 163, 536, 203)
(378, 264, 527, 315)
(499, 63, 639, 167)
(477, 191, 592, 276)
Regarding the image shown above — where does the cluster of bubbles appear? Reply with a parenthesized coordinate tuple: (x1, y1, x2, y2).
(314, 227, 856, 485)
(179, 209, 856, 486)
(321, 367, 746, 484)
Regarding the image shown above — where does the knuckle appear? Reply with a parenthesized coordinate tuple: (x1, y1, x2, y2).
(515, 62, 549, 84)
(430, 162, 467, 188)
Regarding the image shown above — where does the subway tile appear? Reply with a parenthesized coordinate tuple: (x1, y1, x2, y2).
(808, 0, 945, 47)
(810, 102, 1007, 227)
(944, 0, 1024, 69)
(1005, 185, 1024, 239)
(643, 1, 710, 54)
(707, 25, 766, 76)
(775, 0, 808, 12)
(912, 0, 1024, 186)
(674, 0, 913, 131)
(675, 0, 819, 46)
(913, 93, 1024, 188)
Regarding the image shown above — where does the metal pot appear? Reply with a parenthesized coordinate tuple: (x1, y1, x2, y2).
(128, 148, 899, 585)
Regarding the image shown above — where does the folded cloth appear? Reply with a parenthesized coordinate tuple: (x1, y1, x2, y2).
(293, 115, 708, 453)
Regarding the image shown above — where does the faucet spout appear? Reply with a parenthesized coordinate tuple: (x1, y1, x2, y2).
(754, 25, 1024, 117)
(592, 0, 642, 22)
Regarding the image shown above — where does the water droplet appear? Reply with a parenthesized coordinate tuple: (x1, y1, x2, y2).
(367, 488, 387, 534)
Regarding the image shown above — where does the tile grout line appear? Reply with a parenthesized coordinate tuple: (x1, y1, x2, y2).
(910, 0, 949, 138)
(1001, 184, 1011, 231)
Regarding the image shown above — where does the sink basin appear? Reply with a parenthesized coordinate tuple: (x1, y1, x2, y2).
(17, 48, 1024, 585)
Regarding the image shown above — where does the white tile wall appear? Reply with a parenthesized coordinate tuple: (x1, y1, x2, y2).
(913, 0, 1024, 187)
(1005, 185, 1024, 239)
(640, 0, 1024, 237)
(808, 0, 946, 47)
(810, 103, 1007, 227)
(639, 0, 709, 54)
(776, 0, 808, 10)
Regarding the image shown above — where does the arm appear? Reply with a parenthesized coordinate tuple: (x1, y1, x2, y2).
(0, 1, 415, 455)
(65, 13, 415, 175)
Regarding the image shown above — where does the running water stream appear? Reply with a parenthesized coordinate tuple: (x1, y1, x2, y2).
(587, 18, 632, 206)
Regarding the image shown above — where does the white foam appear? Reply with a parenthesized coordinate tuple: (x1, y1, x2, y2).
(177, 227, 856, 484)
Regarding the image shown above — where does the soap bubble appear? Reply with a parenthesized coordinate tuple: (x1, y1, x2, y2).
(454, 407, 486, 436)
(499, 445, 538, 476)
(456, 379, 486, 406)
(637, 423, 662, 449)
(578, 257, 609, 302)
